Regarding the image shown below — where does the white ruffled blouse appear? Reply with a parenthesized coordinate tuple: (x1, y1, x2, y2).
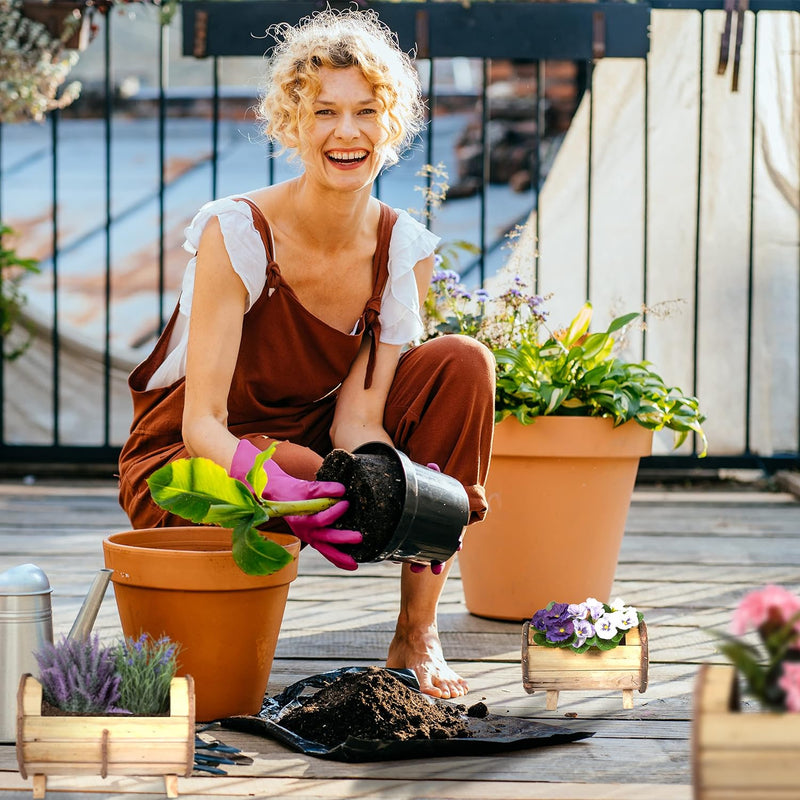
(146, 196, 439, 390)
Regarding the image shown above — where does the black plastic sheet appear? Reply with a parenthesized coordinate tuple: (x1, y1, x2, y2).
(219, 666, 593, 762)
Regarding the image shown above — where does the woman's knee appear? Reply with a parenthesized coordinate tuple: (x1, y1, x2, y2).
(418, 335, 496, 388)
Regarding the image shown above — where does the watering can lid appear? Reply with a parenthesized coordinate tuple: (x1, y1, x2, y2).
(0, 563, 53, 595)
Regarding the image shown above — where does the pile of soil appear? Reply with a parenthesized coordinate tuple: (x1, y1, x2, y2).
(278, 667, 484, 747)
(316, 449, 404, 562)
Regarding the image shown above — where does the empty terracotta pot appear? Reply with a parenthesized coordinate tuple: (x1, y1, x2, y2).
(103, 527, 300, 722)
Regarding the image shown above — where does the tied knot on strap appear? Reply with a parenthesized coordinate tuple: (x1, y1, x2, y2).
(363, 298, 382, 390)
(266, 259, 281, 289)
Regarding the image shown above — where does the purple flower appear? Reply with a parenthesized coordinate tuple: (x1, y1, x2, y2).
(545, 617, 574, 643)
(474, 289, 491, 304)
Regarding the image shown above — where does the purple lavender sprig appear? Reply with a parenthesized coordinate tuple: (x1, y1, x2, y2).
(34, 634, 122, 714)
(114, 633, 181, 715)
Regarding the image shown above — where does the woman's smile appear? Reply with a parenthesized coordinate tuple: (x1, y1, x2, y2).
(325, 148, 370, 169)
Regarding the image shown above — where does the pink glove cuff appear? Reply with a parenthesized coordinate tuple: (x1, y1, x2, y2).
(229, 439, 262, 486)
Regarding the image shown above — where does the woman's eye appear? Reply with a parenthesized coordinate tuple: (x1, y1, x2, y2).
(314, 109, 333, 116)
(359, 108, 377, 116)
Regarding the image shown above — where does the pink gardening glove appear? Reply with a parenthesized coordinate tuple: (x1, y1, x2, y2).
(230, 439, 362, 571)
(410, 462, 449, 576)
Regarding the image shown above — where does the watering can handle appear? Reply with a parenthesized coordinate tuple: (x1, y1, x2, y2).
(67, 568, 113, 642)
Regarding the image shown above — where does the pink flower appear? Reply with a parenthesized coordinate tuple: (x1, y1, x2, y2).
(731, 585, 800, 637)
(778, 662, 800, 712)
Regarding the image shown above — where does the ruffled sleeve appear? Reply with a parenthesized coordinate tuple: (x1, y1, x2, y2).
(179, 196, 268, 316)
(380, 209, 440, 345)
(145, 196, 267, 390)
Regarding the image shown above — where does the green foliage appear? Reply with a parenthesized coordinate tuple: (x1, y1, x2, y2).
(0, 224, 41, 361)
(148, 453, 337, 575)
(493, 303, 707, 455)
(114, 634, 180, 715)
(422, 266, 707, 455)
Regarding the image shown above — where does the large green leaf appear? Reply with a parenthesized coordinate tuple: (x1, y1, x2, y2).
(231, 521, 294, 575)
(148, 458, 260, 524)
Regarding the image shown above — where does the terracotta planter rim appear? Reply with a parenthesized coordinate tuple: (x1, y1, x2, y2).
(492, 415, 654, 458)
(103, 527, 300, 591)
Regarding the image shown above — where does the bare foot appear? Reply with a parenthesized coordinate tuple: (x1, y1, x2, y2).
(386, 623, 469, 699)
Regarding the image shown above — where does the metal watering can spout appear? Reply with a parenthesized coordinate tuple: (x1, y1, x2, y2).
(67, 568, 113, 642)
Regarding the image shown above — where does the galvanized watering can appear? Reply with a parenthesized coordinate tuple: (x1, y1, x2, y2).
(0, 564, 112, 743)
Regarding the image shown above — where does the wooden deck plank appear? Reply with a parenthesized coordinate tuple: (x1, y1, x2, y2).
(0, 480, 794, 797)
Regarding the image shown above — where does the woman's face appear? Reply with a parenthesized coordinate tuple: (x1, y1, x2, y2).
(298, 66, 389, 193)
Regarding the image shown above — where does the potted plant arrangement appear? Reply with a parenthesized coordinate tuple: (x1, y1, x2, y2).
(421, 267, 707, 620)
(17, 633, 193, 799)
(104, 445, 467, 721)
(693, 584, 800, 799)
(522, 597, 648, 710)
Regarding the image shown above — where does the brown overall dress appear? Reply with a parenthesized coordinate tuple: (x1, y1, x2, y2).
(118, 198, 495, 529)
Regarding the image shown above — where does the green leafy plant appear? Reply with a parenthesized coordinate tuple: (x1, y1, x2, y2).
(147, 446, 338, 575)
(114, 633, 180, 715)
(421, 269, 707, 455)
(1, 224, 41, 361)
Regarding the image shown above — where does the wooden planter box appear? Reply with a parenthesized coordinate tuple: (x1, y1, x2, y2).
(521, 620, 649, 710)
(16, 674, 195, 799)
(692, 663, 800, 800)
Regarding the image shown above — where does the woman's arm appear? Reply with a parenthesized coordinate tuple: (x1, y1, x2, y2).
(181, 216, 248, 471)
(330, 252, 435, 452)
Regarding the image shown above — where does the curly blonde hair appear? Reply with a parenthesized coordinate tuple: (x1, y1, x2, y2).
(256, 8, 424, 166)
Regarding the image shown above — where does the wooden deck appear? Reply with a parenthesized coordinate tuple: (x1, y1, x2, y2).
(2, 476, 799, 799)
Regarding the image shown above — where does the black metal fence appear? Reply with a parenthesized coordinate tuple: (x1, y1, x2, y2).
(1, 0, 798, 474)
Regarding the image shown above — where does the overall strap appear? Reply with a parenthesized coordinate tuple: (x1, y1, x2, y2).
(363, 203, 398, 389)
(235, 197, 281, 288)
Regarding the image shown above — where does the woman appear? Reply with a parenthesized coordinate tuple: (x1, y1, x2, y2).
(118, 8, 495, 699)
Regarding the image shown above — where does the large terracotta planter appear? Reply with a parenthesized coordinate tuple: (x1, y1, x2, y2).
(459, 416, 653, 621)
(102, 527, 300, 722)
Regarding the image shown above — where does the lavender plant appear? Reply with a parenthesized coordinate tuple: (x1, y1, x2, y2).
(114, 633, 181, 715)
(34, 635, 121, 714)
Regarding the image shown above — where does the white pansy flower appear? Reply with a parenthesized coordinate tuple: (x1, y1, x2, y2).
(595, 616, 619, 640)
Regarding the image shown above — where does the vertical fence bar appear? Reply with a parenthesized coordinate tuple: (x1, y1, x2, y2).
(212, 56, 220, 199)
(533, 60, 544, 293)
(102, 11, 113, 446)
(585, 58, 594, 300)
(692, 11, 705, 457)
(50, 110, 60, 446)
(158, 21, 168, 331)
(479, 58, 489, 287)
(744, 11, 758, 455)
(424, 58, 437, 225)
(642, 51, 650, 357)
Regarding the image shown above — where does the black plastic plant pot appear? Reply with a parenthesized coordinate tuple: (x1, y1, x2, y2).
(352, 442, 470, 566)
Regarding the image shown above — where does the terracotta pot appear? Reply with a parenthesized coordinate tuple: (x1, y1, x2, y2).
(459, 416, 653, 621)
(102, 527, 300, 722)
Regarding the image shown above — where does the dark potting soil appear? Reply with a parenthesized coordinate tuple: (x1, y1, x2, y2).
(316, 449, 404, 562)
(278, 667, 480, 747)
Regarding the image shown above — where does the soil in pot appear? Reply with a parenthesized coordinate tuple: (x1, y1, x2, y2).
(315, 449, 404, 562)
(278, 667, 487, 746)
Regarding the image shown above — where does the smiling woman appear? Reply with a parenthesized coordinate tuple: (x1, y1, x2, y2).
(116, 6, 496, 703)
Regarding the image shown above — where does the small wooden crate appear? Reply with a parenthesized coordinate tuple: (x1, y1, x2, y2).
(692, 663, 800, 800)
(16, 674, 195, 799)
(521, 620, 649, 710)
